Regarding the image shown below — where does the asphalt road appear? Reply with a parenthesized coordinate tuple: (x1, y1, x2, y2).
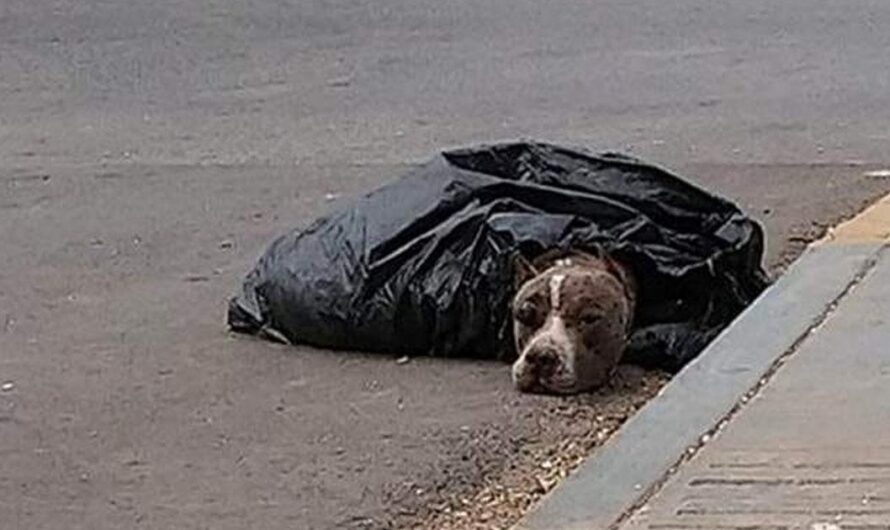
(3, 1, 890, 529)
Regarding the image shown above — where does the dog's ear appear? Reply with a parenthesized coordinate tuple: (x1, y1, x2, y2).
(513, 254, 539, 293)
(603, 256, 637, 315)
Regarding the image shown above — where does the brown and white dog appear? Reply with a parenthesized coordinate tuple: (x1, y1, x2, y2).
(511, 251, 637, 394)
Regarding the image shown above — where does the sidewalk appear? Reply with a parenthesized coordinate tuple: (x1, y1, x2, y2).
(518, 195, 890, 530)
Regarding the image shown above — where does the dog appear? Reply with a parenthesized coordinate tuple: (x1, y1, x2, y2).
(511, 251, 637, 394)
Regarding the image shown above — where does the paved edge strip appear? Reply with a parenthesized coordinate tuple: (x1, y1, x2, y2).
(515, 241, 884, 530)
(822, 191, 890, 244)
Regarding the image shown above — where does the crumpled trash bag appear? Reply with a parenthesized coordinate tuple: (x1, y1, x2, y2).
(228, 142, 768, 369)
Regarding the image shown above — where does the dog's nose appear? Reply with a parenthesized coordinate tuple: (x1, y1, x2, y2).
(526, 347, 559, 375)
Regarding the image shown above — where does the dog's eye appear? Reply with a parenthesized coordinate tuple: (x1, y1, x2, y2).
(515, 302, 541, 327)
(581, 313, 604, 325)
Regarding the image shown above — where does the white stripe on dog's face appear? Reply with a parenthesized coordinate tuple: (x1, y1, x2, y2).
(541, 314, 575, 368)
(512, 311, 578, 393)
(550, 273, 566, 310)
(512, 272, 578, 392)
(546, 274, 575, 382)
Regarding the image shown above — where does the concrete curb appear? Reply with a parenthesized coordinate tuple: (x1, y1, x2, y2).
(516, 240, 886, 530)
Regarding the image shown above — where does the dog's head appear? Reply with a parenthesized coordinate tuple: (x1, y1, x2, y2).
(511, 253, 635, 394)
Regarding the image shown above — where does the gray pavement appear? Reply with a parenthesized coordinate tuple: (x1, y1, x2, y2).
(5, 1, 890, 529)
(622, 242, 890, 530)
(3, 0, 890, 169)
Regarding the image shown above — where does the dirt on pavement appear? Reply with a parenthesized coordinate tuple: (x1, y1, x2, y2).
(3, 160, 890, 530)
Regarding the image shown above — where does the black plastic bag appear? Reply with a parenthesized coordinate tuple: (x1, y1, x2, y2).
(228, 142, 768, 369)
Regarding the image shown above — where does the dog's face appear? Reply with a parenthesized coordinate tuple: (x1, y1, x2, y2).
(511, 256, 634, 394)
